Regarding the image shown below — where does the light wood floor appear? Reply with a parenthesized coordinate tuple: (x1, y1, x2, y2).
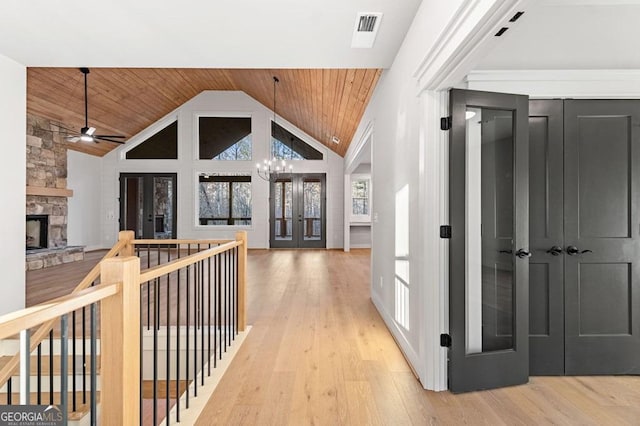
(26, 249, 640, 425)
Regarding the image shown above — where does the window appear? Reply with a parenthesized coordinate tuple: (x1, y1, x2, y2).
(199, 117, 252, 160)
(126, 121, 178, 159)
(351, 176, 371, 222)
(271, 122, 323, 160)
(199, 174, 251, 226)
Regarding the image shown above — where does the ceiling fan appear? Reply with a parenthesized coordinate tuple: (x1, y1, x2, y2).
(63, 68, 126, 144)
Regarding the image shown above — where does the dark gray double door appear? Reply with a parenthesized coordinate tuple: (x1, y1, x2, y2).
(449, 90, 640, 392)
(530, 99, 640, 375)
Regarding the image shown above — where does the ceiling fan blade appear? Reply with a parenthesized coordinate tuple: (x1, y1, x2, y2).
(66, 136, 81, 143)
(95, 135, 126, 139)
(86, 127, 96, 136)
(95, 136, 125, 144)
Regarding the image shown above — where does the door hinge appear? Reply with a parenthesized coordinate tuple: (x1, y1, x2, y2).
(440, 116, 452, 131)
(440, 225, 451, 239)
(440, 333, 452, 348)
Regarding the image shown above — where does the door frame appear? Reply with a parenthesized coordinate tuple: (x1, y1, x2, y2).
(119, 172, 178, 239)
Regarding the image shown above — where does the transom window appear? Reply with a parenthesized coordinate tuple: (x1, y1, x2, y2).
(199, 174, 252, 226)
(199, 117, 252, 160)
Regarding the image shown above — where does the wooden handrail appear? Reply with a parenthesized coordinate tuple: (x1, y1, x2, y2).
(0, 235, 128, 388)
(138, 240, 242, 283)
(0, 230, 248, 425)
(0, 284, 119, 340)
(133, 238, 233, 245)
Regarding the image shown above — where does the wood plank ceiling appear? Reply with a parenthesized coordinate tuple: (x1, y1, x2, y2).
(26, 68, 382, 157)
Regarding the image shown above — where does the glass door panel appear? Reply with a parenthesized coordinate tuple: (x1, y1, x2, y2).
(270, 174, 325, 248)
(303, 178, 322, 241)
(120, 173, 177, 239)
(466, 107, 515, 355)
(274, 178, 293, 241)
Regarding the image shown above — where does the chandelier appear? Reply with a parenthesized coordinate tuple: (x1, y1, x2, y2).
(256, 76, 293, 181)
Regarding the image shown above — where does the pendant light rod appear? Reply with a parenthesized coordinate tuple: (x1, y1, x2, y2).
(80, 68, 90, 129)
(273, 76, 279, 124)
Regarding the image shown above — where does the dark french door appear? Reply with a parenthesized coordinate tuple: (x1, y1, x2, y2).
(448, 89, 530, 392)
(119, 173, 177, 239)
(269, 173, 326, 248)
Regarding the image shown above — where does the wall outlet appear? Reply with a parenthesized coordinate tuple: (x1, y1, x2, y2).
(373, 212, 379, 223)
(106, 210, 115, 220)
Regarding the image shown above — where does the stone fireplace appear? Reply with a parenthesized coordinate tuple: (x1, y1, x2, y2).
(25, 114, 84, 270)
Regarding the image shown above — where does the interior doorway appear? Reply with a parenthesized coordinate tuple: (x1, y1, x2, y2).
(269, 173, 326, 248)
(119, 173, 177, 239)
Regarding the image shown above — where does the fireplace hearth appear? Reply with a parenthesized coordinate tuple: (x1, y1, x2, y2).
(26, 214, 48, 250)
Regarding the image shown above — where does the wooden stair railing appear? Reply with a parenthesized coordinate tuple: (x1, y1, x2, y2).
(0, 234, 129, 390)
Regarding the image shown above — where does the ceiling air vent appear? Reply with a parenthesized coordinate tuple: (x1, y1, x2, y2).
(351, 12, 383, 48)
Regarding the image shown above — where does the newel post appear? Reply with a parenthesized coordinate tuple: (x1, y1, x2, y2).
(118, 230, 135, 257)
(236, 231, 248, 331)
(100, 256, 141, 425)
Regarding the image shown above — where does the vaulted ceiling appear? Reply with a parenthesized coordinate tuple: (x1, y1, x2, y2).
(27, 67, 382, 157)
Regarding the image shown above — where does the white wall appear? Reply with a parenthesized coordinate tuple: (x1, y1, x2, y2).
(347, 0, 526, 390)
(67, 150, 103, 250)
(346, 0, 467, 385)
(101, 91, 343, 249)
(0, 53, 26, 315)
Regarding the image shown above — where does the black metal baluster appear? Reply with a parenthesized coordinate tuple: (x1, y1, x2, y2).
(176, 246, 181, 422)
(37, 343, 42, 405)
(90, 303, 97, 426)
(60, 315, 69, 426)
(82, 306, 86, 404)
(72, 310, 76, 412)
(227, 249, 231, 349)
(49, 329, 53, 405)
(7, 377, 11, 405)
(147, 245, 151, 330)
(208, 245, 212, 376)
(139, 285, 144, 426)
(185, 244, 191, 408)
(218, 254, 222, 361)
(166, 244, 171, 425)
(213, 252, 217, 369)
(234, 247, 237, 339)
(193, 253, 198, 397)
(200, 258, 205, 386)
(153, 275, 158, 426)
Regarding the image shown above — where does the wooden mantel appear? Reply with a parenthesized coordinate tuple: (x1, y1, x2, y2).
(26, 186, 73, 198)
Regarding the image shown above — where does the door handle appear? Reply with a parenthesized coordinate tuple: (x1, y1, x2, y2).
(515, 249, 532, 259)
(566, 246, 592, 255)
(546, 246, 564, 256)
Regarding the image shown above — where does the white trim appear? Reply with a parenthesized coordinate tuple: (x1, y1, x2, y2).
(349, 243, 371, 249)
(466, 69, 640, 98)
(414, 0, 531, 92)
(345, 120, 374, 174)
(418, 90, 449, 391)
